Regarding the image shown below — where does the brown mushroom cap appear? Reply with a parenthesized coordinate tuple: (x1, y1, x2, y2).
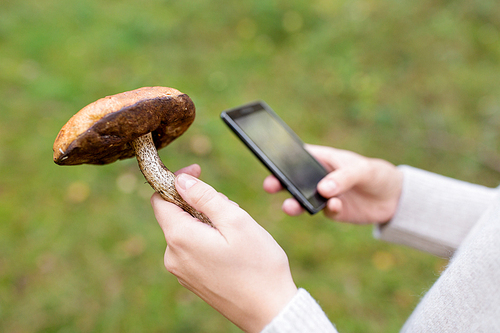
(53, 87, 195, 165)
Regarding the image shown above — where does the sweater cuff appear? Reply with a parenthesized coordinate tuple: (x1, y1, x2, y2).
(375, 165, 498, 258)
(261, 288, 338, 333)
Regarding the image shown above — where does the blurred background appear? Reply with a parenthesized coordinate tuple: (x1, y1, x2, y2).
(1, 0, 499, 332)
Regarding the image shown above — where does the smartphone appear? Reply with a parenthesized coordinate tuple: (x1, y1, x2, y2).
(221, 101, 328, 214)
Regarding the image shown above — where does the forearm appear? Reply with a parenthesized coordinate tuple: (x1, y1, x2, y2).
(376, 165, 498, 257)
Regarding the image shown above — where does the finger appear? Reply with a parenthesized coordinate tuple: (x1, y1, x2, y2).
(263, 175, 283, 193)
(317, 176, 340, 198)
(282, 198, 305, 216)
(318, 163, 368, 198)
(219, 193, 240, 207)
(151, 192, 220, 249)
(174, 164, 201, 177)
(304, 144, 337, 171)
(305, 145, 373, 198)
(323, 197, 342, 220)
(151, 192, 191, 234)
(175, 174, 244, 228)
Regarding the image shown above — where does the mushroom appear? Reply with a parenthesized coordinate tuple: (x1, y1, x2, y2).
(53, 86, 213, 227)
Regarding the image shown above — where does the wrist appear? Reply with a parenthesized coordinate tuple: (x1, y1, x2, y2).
(243, 283, 298, 333)
(367, 158, 404, 223)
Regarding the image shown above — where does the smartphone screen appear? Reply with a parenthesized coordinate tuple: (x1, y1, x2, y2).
(221, 101, 328, 214)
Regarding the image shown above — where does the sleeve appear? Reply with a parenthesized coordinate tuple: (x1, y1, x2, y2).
(400, 195, 500, 332)
(261, 289, 338, 333)
(375, 165, 498, 257)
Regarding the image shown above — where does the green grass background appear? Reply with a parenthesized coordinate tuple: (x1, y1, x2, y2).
(1, 0, 499, 332)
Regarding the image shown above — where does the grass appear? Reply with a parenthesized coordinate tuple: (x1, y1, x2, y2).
(1, 0, 499, 332)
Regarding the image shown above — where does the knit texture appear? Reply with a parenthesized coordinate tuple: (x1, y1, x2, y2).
(401, 197, 500, 332)
(261, 289, 338, 333)
(376, 165, 498, 257)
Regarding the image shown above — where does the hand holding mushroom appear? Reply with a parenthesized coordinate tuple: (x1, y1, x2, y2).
(151, 173, 298, 333)
(53, 87, 213, 226)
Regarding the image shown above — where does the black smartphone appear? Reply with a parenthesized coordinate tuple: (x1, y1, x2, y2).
(221, 101, 328, 214)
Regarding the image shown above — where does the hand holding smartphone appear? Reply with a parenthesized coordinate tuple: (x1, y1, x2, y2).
(221, 101, 328, 214)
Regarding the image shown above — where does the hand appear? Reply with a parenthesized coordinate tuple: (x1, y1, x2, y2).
(263, 145, 403, 224)
(151, 165, 298, 333)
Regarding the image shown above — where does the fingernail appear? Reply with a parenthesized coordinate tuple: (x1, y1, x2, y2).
(176, 173, 197, 190)
(319, 179, 337, 194)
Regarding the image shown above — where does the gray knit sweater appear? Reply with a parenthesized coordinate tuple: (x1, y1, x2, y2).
(262, 165, 500, 332)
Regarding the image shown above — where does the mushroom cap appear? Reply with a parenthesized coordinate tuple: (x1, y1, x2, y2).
(53, 87, 195, 165)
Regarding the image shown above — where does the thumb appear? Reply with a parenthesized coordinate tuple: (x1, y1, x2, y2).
(317, 164, 368, 198)
(175, 173, 241, 227)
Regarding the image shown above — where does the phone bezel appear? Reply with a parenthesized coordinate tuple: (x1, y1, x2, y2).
(221, 101, 328, 214)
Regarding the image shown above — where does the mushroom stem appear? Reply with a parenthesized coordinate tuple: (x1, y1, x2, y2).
(131, 132, 214, 227)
